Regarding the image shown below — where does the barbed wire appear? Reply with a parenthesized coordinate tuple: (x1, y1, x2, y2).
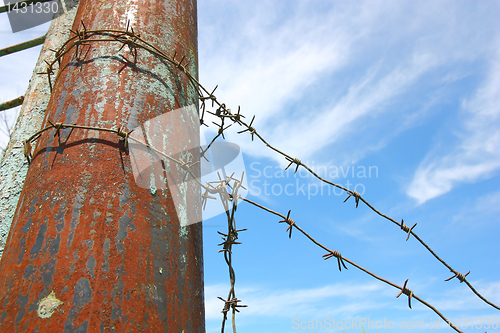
(239, 196, 466, 332)
(18, 20, 498, 332)
(212, 172, 248, 332)
(191, 64, 500, 314)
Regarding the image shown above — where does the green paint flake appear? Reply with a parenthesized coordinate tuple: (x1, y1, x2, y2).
(150, 172, 157, 195)
(37, 291, 63, 318)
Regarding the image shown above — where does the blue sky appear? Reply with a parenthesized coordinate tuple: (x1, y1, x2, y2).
(1, 1, 500, 332)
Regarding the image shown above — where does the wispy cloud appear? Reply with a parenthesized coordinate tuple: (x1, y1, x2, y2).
(450, 190, 500, 229)
(407, 41, 500, 204)
(205, 279, 500, 324)
(200, 1, 499, 172)
(205, 282, 386, 320)
(199, 2, 363, 161)
(425, 280, 500, 312)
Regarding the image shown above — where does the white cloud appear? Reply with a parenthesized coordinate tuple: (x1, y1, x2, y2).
(272, 53, 440, 161)
(199, 2, 362, 161)
(204, 279, 500, 330)
(199, 0, 500, 173)
(407, 41, 500, 204)
(205, 282, 386, 320)
(425, 280, 500, 312)
(450, 190, 500, 228)
(473, 191, 500, 213)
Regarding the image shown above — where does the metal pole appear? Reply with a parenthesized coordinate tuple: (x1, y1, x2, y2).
(0, 0, 204, 332)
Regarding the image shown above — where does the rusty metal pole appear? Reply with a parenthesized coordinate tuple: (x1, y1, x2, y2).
(0, 0, 204, 332)
(0, 1, 80, 260)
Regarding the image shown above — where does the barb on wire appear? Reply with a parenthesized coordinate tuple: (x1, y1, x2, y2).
(179, 159, 200, 182)
(208, 103, 229, 118)
(445, 270, 470, 283)
(224, 106, 245, 125)
(396, 279, 414, 309)
(237, 115, 256, 141)
(23, 140, 32, 164)
(343, 190, 361, 208)
(278, 210, 295, 238)
(199, 100, 209, 127)
(217, 297, 247, 314)
(37, 60, 55, 92)
(117, 125, 132, 151)
(285, 156, 301, 174)
(213, 120, 232, 140)
(204, 85, 219, 107)
(201, 188, 216, 210)
(322, 250, 348, 272)
(400, 219, 417, 241)
(47, 119, 64, 138)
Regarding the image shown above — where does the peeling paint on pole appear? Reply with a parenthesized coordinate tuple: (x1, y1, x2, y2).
(0, 0, 204, 331)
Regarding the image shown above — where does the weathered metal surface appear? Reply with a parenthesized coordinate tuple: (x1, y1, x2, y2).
(0, 0, 80, 261)
(0, 0, 204, 332)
